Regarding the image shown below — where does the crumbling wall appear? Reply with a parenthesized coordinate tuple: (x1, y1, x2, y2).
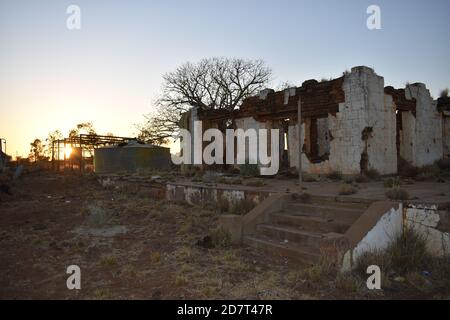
(317, 117, 330, 157)
(328, 66, 397, 175)
(401, 84, 443, 167)
(288, 122, 333, 174)
(366, 93, 397, 175)
(288, 67, 397, 175)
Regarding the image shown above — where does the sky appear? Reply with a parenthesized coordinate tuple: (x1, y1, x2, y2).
(0, 0, 449, 158)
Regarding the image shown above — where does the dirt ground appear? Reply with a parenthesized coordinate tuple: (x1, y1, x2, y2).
(0, 171, 448, 299)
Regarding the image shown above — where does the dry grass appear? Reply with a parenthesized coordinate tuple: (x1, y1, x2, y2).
(210, 227, 232, 248)
(92, 288, 112, 300)
(100, 254, 118, 267)
(86, 202, 111, 227)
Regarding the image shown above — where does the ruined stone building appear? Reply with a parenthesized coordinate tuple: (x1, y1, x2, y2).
(183, 66, 450, 175)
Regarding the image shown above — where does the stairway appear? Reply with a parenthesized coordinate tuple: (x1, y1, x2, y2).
(243, 196, 371, 264)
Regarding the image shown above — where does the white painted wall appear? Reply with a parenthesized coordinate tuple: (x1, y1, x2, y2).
(341, 202, 449, 272)
(402, 83, 443, 166)
(342, 204, 403, 271)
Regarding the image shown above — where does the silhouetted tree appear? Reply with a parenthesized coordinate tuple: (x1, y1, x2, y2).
(29, 139, 46, 162)
(138, 57, 272, 144)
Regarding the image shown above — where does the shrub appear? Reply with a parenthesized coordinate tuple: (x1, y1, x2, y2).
(385, 187, 409, 200)
(384, 177, 401, 188)
(86, 202, 110, 228)
(211, 227, 232, 248)
(355, 227, 431, 275)
(338, 183, 357, 195)
(387, 227, 430, 274)
(230, 198, 256, 215)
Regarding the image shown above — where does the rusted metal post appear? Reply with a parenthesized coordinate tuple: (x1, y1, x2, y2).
(51, 141, 54, 170)
(297, 97, 302, 192)
(63, 140, 66, 171)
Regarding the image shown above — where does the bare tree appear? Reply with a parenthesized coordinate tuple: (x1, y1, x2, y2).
(138, 57, 272, 144)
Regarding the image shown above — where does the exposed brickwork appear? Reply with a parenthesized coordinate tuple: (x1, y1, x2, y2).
(384, 86, 416, 113)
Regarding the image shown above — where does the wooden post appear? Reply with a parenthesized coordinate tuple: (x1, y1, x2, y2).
(297, 98, 302, 192)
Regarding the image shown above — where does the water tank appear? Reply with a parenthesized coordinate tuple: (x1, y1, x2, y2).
(94, 141, 171, 174)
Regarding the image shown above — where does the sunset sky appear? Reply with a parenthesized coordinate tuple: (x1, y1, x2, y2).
(1, 0, 449, 158)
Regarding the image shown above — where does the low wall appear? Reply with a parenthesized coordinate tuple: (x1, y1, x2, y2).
(166, 182, 277, 206)
(341, 202, 449, 271)
(405, 204, 450, 257)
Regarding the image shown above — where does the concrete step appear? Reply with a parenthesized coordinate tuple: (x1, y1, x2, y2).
(270, 212, 351, 234)
(243, 234, 320, 264)
(256, 223, 324, 247)
(307, 195, 372, 209)
(283, 203, 365, 221)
